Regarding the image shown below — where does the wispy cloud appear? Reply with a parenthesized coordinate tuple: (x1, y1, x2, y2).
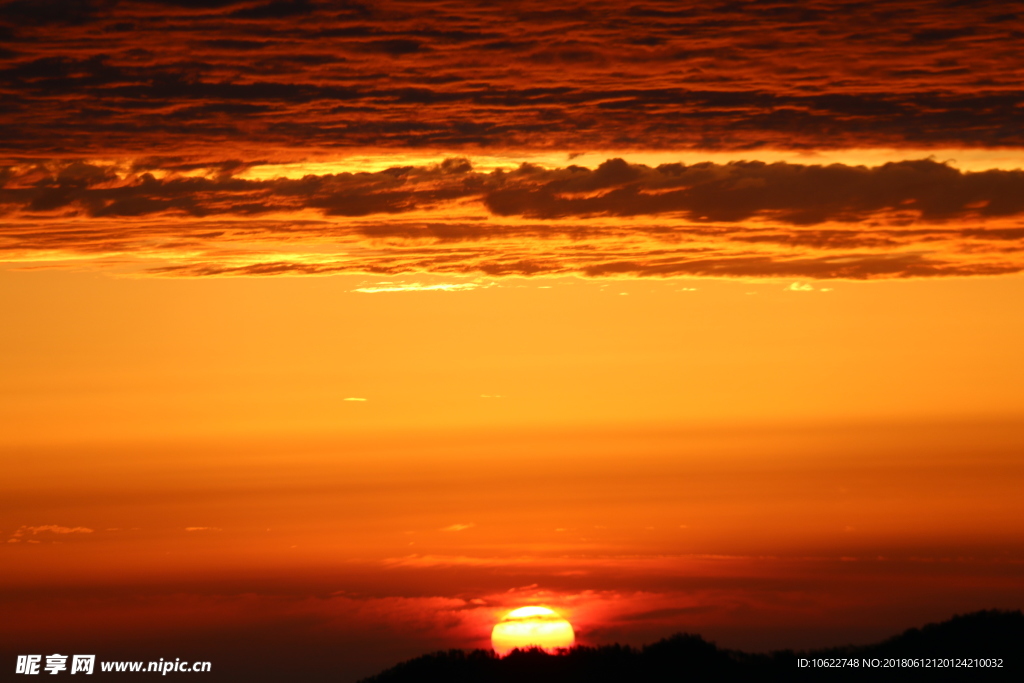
(353, 282, 482, 293)
(7, 524, 94, 542)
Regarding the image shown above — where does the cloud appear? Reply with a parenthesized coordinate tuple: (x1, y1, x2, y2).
(27, 524, 94, 534)
(184, 526, 222, 531)
(615, 605, 717, 622)
(0, 158, 482, 219)
(482, 158, 1024, 223)
(441, 523, 475, 532)
(5, 157, 1023, 225)
(353, 282, 482, 293)
(2, 157, 1024, 281)
(0, 1, 1023, 155)
(7, 524, 95, 542)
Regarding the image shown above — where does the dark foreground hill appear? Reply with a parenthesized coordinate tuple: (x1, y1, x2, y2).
(360, 610, 1022, 682)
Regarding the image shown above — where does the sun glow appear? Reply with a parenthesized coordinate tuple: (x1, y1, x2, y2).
(491, 606, 576, 656)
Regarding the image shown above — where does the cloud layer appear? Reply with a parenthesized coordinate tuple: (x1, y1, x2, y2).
(2, 156, 1023, 279)
(1, 0, 1023, 157)
(4, 2, 1022, 281)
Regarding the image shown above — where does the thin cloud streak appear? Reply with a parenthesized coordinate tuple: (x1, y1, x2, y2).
(7, 525, 95, 542)
(354, 282, 482, 293)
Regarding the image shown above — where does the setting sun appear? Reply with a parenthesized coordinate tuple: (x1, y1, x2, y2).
(491, 606, 576, 656)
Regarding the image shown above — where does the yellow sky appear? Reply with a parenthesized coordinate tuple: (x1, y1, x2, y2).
(2, 268, 1023, 445)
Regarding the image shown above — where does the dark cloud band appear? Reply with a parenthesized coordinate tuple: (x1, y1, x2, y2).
(1, 157, 1023, 280)
(3, 157, 1023, 223)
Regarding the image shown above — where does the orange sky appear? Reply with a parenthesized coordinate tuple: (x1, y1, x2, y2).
(3, 269, 1024, 441)
(2, 2, 1024, 681)
(3, 267, 1023, 679)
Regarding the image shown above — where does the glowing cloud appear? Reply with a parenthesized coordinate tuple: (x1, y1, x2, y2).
(353, 283, 482, 293)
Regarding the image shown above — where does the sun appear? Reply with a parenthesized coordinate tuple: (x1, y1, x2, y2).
(491, 606, 576, 656)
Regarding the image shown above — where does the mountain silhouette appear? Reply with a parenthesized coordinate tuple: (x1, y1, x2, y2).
(360, 610, 1021, 682)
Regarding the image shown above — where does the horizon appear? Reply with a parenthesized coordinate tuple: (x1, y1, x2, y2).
(363, 609, 1022, 682)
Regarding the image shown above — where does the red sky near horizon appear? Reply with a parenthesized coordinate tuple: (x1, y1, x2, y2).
(2, 2, 1023, 681)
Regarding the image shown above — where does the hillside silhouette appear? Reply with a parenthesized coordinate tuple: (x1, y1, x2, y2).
(360, 610, 1021, 682)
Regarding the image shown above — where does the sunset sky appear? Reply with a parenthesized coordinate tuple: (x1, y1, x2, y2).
(2, 1, 1023, 681)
